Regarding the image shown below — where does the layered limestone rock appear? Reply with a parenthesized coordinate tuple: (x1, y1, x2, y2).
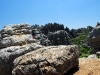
(47, 30, 71, 45)
(1, 23, 31, 38)
(12, 45, 79, 75)
(0, 34, 36, 48)
(87, 25, 100, 48)
(87, 25, 100, 55)
(0, 23, 43, 75)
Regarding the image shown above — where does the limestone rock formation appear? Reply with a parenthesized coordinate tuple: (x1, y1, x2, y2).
(47, 30, 71, 45)
(71, 58, 100, 75)
(12, 45, 79, 75)
(1, 23, 31, 38)
(0, 23, 43, 75)
(87, 25, 100, 48)
(87, 25, 100, 55)
(31, 29, 71, 46)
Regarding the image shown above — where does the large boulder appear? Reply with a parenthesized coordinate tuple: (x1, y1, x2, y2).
(0, 23, 43, 75)
(0, 43, 43, 75)
(12, 45, 79, 75)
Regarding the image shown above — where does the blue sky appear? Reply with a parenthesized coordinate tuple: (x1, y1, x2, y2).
(0, 0, 100, 30)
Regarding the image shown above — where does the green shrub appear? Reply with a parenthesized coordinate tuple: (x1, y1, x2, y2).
(71, 33, 93, 58)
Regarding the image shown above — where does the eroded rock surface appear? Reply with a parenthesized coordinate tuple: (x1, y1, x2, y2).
(87, 25, 100, 48)
(12, 45, 79, 75)
(87, 25, 100, 55)
(0, 23, 43, 75)
(1, 23, 31, 38)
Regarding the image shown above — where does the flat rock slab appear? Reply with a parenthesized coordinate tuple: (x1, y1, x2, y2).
(12, 45, 79, 75)
(0, 34, 35, 48)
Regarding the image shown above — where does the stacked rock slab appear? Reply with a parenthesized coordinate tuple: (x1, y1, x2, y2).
(87, 25, 100, 54)
(12, 45, 79, 75)
(1, 23, 31, 38)
(0, 23, 43, 75)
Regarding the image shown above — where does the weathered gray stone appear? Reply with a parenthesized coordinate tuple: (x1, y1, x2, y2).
(0, 34, 35, 48)
(87, 26, 100, 48)
(1, 23, 31, 38)
(96, 51, 100, 56)
(12, 45, 79, 75)
(46, 30, 71, 46)
(0, 42, 43, 75)
(88, 54, 97, 58)
(0, 23, 43, 75)
(87, 25, 100, 55)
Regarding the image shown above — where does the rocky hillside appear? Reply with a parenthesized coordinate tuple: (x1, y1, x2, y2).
(0, 23, 100, 75)
(30, 23, 94, 58)
(0, 23, 79, 75)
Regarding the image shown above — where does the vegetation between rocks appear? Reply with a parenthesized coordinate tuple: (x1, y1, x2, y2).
(71, 33, 93, 58)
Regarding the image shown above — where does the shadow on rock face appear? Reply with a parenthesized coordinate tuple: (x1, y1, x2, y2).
(63, 67, 79, 75)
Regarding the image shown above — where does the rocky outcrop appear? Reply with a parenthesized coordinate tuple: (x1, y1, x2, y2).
(47, 30, 71, 45)
(67, 58, 100, 75)
(0, 34, 36, 48)
(0, 23, 43, 75)
(1, 23, 31, 38)
(87, 25, 100, 55)
(32, 29, 71, 46)
(12, 45, 79, 75)
(87, 25, 100, 48)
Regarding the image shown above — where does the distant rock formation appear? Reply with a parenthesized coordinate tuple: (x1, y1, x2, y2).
(87, 24, 100, 54)
(47, 30, 71, 45)
(0, 23, 43, 75)
(31, 29, 71, 46)
(12, 45, 79, 75)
